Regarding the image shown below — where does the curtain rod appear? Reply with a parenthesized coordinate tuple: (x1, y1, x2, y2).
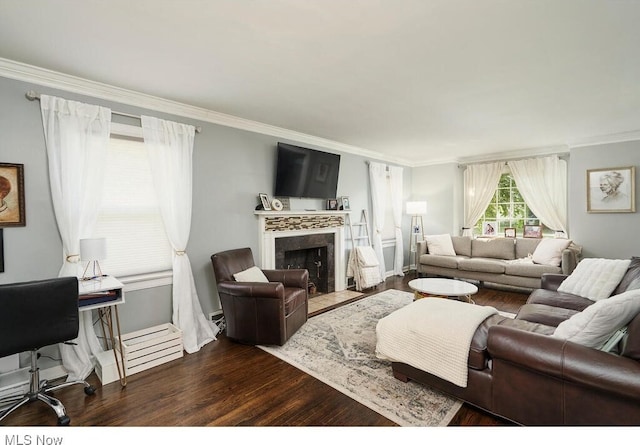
(25, 90, 202, 133)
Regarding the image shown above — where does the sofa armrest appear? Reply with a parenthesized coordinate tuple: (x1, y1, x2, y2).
(561, 248, 579, 275)
(218, 281, 285, 299)
(263, 269, 309, 289)
(417, 240, 427, 256)
(488, 325, 640, 400)
(540, 273, 569, 291)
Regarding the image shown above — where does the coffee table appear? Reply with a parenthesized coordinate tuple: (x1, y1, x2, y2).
(408, 278, 478, 304)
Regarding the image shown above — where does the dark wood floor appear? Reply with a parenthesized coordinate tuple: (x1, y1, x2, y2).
(1, 275, 528, 427)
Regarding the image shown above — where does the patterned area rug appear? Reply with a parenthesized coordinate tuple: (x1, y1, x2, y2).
(259, 289, 463, 426)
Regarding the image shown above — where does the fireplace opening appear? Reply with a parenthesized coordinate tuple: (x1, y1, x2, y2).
(275, 233, 335, 296)
(284, 247, 328, 294)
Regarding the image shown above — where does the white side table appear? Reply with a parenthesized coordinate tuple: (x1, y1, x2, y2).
(78, 276, 127, 386)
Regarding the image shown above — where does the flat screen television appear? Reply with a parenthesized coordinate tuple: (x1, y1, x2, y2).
(274, 142, 340, 199)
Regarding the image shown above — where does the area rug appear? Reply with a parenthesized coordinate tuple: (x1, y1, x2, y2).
(258, 289, 463, 426)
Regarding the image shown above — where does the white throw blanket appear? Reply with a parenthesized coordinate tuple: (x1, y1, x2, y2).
(557, 258, 631, 301)
(375, 298, 498, 387)
(347, 246, 382, 291)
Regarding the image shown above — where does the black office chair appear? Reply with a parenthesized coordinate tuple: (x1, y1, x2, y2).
(0, 277, 96, 425)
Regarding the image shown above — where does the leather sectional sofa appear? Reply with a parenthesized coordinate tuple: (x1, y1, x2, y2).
(392, 258, 640, 425)
(417, 235, 581, 289)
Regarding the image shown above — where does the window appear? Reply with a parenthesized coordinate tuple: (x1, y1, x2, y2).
(90, 124, 173, 284)
(474, 172, 551, 237)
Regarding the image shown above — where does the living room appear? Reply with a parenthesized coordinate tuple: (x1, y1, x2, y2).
(1, 0, 639, 437)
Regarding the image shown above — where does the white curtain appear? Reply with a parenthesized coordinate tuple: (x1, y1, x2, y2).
(368, 162, 388, 279)
(141, 116, 217, 354)
(388, 165, 404, 276)
(40, 94, 111, 381)
(508, 155, 568, 234)
(462, 162, 503, 237)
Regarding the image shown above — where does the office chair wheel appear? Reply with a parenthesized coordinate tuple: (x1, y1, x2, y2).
(84, 385, 96, 395)
(57, 415, 71, 426)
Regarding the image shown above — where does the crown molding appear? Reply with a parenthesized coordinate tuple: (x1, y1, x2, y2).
(568, 130, 640, 149)
(0, 57, 411, 166)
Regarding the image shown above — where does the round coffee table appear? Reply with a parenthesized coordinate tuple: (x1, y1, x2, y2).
(408, 278, 478, 304)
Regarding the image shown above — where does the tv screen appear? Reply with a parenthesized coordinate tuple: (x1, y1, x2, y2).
(274, 142, 341, 199)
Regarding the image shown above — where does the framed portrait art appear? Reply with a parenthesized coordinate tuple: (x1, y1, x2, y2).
(587, 166, 635, 213)
(258, 193, 271, 211)
(504, 228, 516, 238)
(0, 163, 26, 227)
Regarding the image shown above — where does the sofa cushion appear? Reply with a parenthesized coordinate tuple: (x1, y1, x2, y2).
(532, 238, 572, 267)
(504, 260, 561, 278)
(458, 258, 506, 274)
(233, 266, 269, 283)
(613, 257, 640, 295)
(557, 258, 631, 301)
(451, 236, 472, 257)
(471, 238, 515, 260)
(515, 238, 541, 259)
(425, 234, 456, 256)
(552, 289, 640, 348)
(419, 254, 462, 269)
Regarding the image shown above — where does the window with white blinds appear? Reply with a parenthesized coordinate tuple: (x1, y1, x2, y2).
(91, 128, 173, 279)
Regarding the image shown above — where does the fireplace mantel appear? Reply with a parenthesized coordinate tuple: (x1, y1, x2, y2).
(255, 210, 348, 292)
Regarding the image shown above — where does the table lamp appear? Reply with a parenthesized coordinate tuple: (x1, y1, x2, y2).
(80, 237, 107, 280)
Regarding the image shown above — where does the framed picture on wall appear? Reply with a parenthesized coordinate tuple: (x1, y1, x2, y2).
(0, 163, 26, 227)
(587, 166, 636, 213)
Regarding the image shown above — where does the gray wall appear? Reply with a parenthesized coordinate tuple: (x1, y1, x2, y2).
(568, 142, 640, 259)
(411, 162, 464, 236)
(0, 76, 409, 338)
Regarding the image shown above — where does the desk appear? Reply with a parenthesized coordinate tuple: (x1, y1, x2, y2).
(78, 276, 127, 387)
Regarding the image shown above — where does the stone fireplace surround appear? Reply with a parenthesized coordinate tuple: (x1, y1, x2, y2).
(255, 210, 347, 293)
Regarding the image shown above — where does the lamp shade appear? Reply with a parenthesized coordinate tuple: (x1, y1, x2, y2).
(406, 201, 427, 215)
(80, 238, 107, 261)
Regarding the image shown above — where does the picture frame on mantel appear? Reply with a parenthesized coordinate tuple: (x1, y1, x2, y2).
(258, 193, 271, 211)
(0, 163, 26, 228)
(587, 166, 636, 213)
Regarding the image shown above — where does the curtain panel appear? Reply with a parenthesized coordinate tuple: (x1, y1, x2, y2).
(141, 116, 217, 354)
(462, 162, 503, 237)
(508, 155, 568, 234)
(368, 162, 388, 279)
(40, 94, 111, 381)
(388, 165, 404, 276)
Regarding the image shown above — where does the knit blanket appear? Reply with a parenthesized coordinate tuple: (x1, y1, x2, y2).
(558, 258, 631, 301)
(375, 298, 498, 387)
(347, 247, 382, 291)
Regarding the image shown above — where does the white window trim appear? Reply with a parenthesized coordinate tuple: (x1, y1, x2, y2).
(108, 122, 173, 291)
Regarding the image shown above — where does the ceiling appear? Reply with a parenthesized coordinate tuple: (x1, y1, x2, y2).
(1, 0, 639, 165)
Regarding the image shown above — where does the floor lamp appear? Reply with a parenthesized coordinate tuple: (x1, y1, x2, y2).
(406, 201, 427, 275)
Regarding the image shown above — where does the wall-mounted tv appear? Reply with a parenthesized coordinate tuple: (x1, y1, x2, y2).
(274, 142, 340, 199)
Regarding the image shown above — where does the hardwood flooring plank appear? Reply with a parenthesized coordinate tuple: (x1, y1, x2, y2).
(1, 275, 525, 427)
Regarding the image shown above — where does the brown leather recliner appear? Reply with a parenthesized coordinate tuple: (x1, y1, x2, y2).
(211, 247, 308, 346)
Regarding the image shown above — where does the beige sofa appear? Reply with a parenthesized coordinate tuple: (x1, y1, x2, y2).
(417, 236, 581, 289)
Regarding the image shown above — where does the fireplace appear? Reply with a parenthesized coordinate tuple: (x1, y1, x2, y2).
(256, 210, 347, 293)
(275, 233, 334, 293)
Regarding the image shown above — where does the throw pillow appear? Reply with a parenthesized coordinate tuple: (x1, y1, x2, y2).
(531, 238, 572, 267)
(552, 288, 640, 348)
(425, 234, 456, 256)
(557, 258, 631, 301)
(233, 266, 269, 283)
